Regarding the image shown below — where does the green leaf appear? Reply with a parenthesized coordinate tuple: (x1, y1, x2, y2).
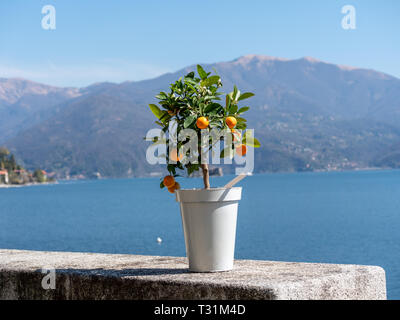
(232, 86, 238, 99)
(229, 104, 238, 114)
(226, 94, 231, 109)
(186, 71, 195, 78)
(243, 137, 261, 148)
(243, 131, 253, 140)
(187, 163, 200, 176)
(149, 104, 163, 120)
(208, 120, 221, 129)
(167, 164, 177, 175)
(238, 92, 255, 101)
(160, 181, 165, 189)
(204, 103, 222, 114)
(232, 85, 241, 101)
(204, 95, 219, 101)
(184, 114, 197, 128)
(185, 77, 199, 87)
(185, 82, 197, 93)
(201, 75, 220, 87)
(236, 122, 247, 130)
(155, 92, 168, 100)
(243, 132, 261, 148)
(197, 65, 207, 80)
(237, 106, 250, 114)
(235, 91, 241, 102)
(159, 112, 170, 124)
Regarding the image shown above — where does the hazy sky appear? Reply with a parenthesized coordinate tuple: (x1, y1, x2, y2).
(0, 0, 399, 87)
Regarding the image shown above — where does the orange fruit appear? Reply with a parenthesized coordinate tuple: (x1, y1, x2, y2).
(225, 116, 237, 129)
(163, 175, 175, 188)
(167, 182, 180, 193)
(196, 117, 209, 129)
(236, 144, 247, 156)
(169, 148, 183, 162)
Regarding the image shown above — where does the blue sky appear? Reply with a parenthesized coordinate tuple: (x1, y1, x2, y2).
(0, 0, 399, 87)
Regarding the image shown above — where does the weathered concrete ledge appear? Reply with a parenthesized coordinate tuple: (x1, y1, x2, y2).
(0, 249, 386, 300)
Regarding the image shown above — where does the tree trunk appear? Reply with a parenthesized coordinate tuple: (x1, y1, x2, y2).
(201, 163, 210, 189)
(198, 134, 210, 189)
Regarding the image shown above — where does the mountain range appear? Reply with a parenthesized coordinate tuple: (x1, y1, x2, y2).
(1, 54, 400, 178)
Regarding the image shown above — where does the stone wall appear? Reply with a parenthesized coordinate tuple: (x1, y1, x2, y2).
(0, 249, 386, 300)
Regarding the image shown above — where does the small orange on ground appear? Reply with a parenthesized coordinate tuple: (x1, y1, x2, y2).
(163, 175, 175, 188)
(196, 117, 209, 129)
(236, 144, 247, 156)
(169, 148, 183, 162)
(225, 116, 237, 129)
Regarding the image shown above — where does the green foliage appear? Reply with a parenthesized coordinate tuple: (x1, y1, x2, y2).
(237, 92, 255, 101)
(0, 147, 18, 171)
(33, 169, 46, 183)
(147, 65, 260, 186)
(148, 104, 164, 120)
(243, 131, 261, 148)
(196, 65, 207, 80)
(0, 146, 48, 185)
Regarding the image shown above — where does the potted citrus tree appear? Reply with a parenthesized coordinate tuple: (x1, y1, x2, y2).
(148, 65, 260, 272)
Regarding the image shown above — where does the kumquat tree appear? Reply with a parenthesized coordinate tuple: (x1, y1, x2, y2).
(147, 65, 260, 192)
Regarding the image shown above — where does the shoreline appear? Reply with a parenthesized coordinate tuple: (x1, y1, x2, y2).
(1, 167, 399, 187)
(0, 181, 58, 188)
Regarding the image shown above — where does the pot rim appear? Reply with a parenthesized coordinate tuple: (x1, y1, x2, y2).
(178, 187, 242, 191)
(175, 187, 242, 203)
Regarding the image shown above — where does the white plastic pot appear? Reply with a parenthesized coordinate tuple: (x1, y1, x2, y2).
(175, 187, 242, 272)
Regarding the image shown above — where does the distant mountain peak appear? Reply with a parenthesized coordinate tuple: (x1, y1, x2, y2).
(230, 54, 365, 73)
(301, 56, 321, 63)
(232, 54, 290, 65)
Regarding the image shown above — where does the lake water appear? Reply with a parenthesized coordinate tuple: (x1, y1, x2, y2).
(1, 170, 400, 299)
